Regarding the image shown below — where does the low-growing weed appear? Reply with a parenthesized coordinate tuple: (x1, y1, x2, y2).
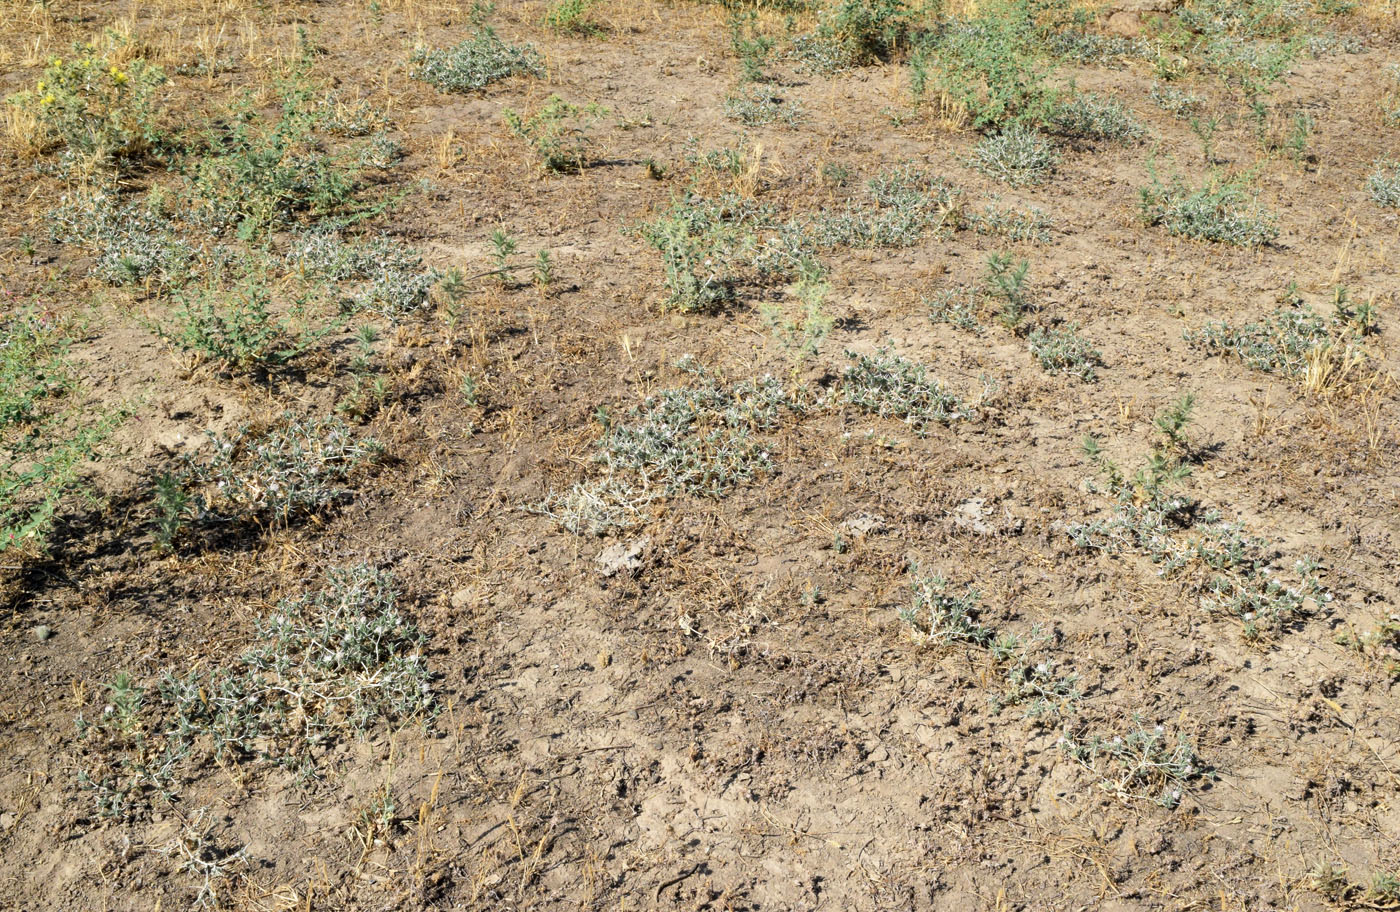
(1369, 161, 1400, 208)
(2, 308, 122, 553)
(409, 26, 542, 94)
(503, 95, 606, 172)
(1051, 93, 1143, 144)
(1028, 323, 1101, 380)
(544, 0, 604, 35)
(1139, 169, 1279, 247)
(76, 565, 433, 820)
(840, 349, 968, 434)
(971, 123, 1058, 186)
(1059, 719, 1211, 808)
(188, 415, 381, 526)
(723, 86, 806, 126)
(161, 279, 333, 372)
(967, 200, 1052, 243)
(49, 193, 192, 287)
(811, 164, 960, 248)
(1187, 287, 1373, 380)
(901, 570, 993, 646)
(1150, 83, 1203, 118)
(986, 252, 1031, 329)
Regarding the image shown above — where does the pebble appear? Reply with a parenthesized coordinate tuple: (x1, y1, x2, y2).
(33, 625, 52, 642)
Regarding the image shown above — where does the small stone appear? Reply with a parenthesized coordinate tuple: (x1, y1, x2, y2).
(33, 625, 52, 642)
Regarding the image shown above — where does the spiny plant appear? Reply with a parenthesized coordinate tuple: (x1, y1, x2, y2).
(760, 277, 835, 374)
(809, 163, 960, 248)
(409, 24, 543, 94)
(840, 349, 968, 434)
(76, 565, 433, 821)
(1369, 160, 1400, 208)
(792, 0, 913, 74)
(1187, 288, 1372, 380)
(1, 307, 122, 553)
(986, 252, 1031, 329)
(971, 123, 1058, 186)
(161, 277, 335, 373)
(543, 0, 604, 35)
(1139, 168, 1279, 247)
(1050, 93, 1143, 144)
(48, 192, 192, 288)
(1058, 719, 1211, 808)
(503, 95, 607, 172)
(723, 85, 806, 126)
(6, 43, 167, 178)
(187, 415, 382, 527)
(910, 0, 1061, 131)
(1028, 323, 1101, 380)
(901, 570, 993, 647)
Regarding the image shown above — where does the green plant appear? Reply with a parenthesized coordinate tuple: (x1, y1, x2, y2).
(1051, 93, 1143, 144)
(810, 163, 960, 248)
(1368, 160, 1400, 208)
(729, 10, 775, 82)
(153, 472, 191, 552)
(503, 95, 606, 172)
(534, 249, 554, 289)
(1150, 83, 1203, 118)
(840, 349, 967, 434)
(900, 569, 993, 647)
(162, 279, 331, 372)
(792, 0, 912, 73)
(985, 252, 1031, 328)
(760, 277, 834, 372)
(971, 123, 1058, 186)
(7, 44, 167, 177)
(48, 193, 192, 287)
(967, 200, 1052, 243)
(189, 415, 382, 526)
(723, 85, 806, 126)
(1186, 295, 1365, 378)
(1028, 323, 1101, 380)
(489, 229, 517, 280)
(1138, 169, 1279, 247)
(1154, 392, 1195, 453)
(409, 27, 542, 94)
(1059, 719, 1210, 808)
(1, 307, 121, 553)
(543, 0, 603, 35)
(910, 0, 1061, 130)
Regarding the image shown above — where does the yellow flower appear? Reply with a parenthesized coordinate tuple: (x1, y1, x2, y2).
(113, 71, 128, 85)
(35, 81, 44, 91)
(40, 95, 54, 106)
(52, 57, 62, 67)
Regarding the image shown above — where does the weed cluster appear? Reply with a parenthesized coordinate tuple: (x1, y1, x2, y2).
(971, 123, 1058, 186)
(1059, 720, 1210, 808)
(812, 164, 960, 248)
(723, 85, 806, 127)
(504, 95, 607, 172)
(966, 200, 1052, 243)
(1027, 323, 1102, 380)
(1051, 93, 1144, 144)
(187, 415, 382, 528)
(76, 565, 433, 819)
(792, 0, 912, 73)
(1139, 170, 1279, 247)
(1, 307, 121, 552)
(1187, 289, 1372, 380)
(1369, 160, 1400, 208)
(1071, 402, 1330, 641)
(901, 568, 1081, 723)
(840, 349, 968, 434)
(409, 26, 542, 94)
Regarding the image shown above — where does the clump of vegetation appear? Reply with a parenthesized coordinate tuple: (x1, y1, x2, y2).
(49, 193, 193, 288)
(288, 232, 439, 319)
(1028, 323, 1101, 380)
(629, 192, 817, 312)
(840, 349, 968, 434)
(1059, 719, 1211, 808)
(1139, 170, 1279, 247)
(1187, 289, 1372, 379)
(761, 277, 835, 374)
(593, 358, 798, 499)
(2, 308, 121, 553)
(1369, 160, 1400, 208)
(1150, 83, 1203, 118)
(76, 564, 433, 819)
(188, 415, 382, 527)
(161, 277, 333, 373)
(503, 95, 607, 172)
(967, 200, 1052, 243)
(811, 163, 960, 248)
(6, 43, 167, 177)
(543, 0, 603, 35)
(723, 86, 806, 126)
(901, 570, 993, 646)
(409, 26, 542, 94)
(1051, 93, 1143, 144)
(971, 123, 1058, 186)
(910, 0, 1061, 131)
(1072, 399, 1330, 641)
(792, 0, 913, 73)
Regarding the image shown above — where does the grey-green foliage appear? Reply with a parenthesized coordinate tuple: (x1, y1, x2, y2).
(189, 415, 382, 526)
(629, 193, 819, 312)
(409, 27, 543, 93)
(791, 0, 912, 74)
(2, 312, 121, 552)
(1071, 423, 1329, 640)
(1139, 171, 1279, 247)
(724, 86, 805, 126)
(594, 357, 798, 499)
(1187, 299, 1332, 377)
(76, 565, 432, 819)
(1369, 160, 1400, 208)
(840, 349, 967, 434)
(1150, 83, 1204, 118)
(1028, 323, 1101, 380)
(811, 163, 960, 248)
(971, 123, 1058, 186)
(1059, 718, 1210, 808)
(901, 571, 993, 646)
(967, 201, 1052, 243)
(287, 231, 440, 318)
(1051, 93, 1143, 144)
(49, 193, 192, 287)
